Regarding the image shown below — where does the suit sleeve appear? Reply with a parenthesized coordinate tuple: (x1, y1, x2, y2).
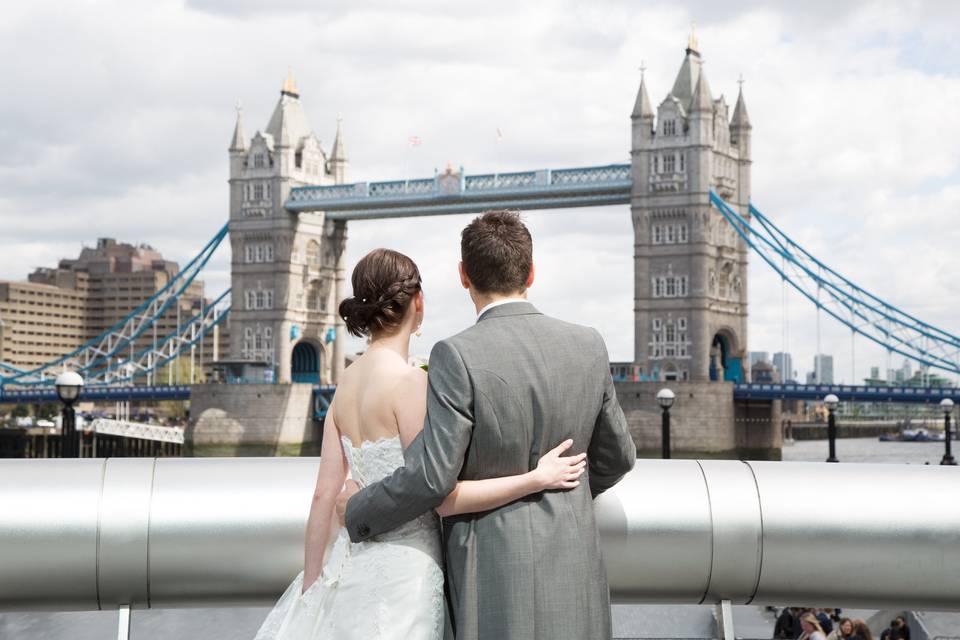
(345, 339, 474, 542)
(587, 329, 636, 498)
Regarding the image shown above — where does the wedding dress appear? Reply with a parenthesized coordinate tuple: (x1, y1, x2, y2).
(254, 435, 446, 640)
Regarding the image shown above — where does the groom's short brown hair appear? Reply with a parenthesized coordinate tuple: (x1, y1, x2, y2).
(460, 210, 533, 294)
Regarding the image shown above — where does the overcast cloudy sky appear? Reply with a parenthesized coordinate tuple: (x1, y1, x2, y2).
(2, 0, 959, 382)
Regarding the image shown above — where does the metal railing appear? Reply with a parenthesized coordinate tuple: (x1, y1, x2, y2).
(0, 458, 957, 615)
(0, 420, 183, 459)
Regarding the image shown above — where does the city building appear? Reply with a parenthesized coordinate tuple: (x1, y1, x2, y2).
(773, 352, 794, 383)
(751, 360, 777, 383)
(748, 351, 769, 368)
(807, 353, 834, 384)
(631, 31, 751, 382)
(0, 238, 221, 380)
(227, 70, 347, 384)
(0, 277, 89, 371)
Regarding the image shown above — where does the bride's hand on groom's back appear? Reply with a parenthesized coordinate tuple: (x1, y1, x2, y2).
(532, 440, 586, 491)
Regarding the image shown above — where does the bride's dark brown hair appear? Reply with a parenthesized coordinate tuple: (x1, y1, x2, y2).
(339, 249, 422, 338)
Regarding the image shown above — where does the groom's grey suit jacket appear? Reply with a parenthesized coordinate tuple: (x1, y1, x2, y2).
(345, 302, 636, 640)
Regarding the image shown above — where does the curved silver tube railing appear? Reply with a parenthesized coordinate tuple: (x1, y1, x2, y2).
(0, 458, 958, 612)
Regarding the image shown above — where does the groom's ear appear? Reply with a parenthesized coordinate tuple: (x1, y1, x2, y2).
(525, 261, 535, 289)
(458, 262, 471, 290)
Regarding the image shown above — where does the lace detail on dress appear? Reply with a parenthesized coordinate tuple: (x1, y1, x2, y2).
(340, 435, 439, 541)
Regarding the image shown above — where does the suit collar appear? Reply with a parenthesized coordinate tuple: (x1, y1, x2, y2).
(477, 300, 542, 322)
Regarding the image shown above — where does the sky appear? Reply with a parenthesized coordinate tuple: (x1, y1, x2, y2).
(1, 0, 959, 383)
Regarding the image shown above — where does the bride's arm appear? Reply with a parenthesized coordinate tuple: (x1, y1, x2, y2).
(302, 405, 348, 594)
(435, 440, 585, 516)
(394, 369, 586, 519)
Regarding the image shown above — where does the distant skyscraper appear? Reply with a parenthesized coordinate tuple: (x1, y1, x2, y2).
(870, 366, 880, 381)
(773, 352, 794, 382)
(813, 353, 834, 384)
(900, 359, 913, 382)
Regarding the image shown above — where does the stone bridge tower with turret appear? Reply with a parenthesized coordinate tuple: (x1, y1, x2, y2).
(227, 71, 347, 385)
(630, 33, 752, 383)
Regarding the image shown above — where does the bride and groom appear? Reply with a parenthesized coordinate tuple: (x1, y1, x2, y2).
(255, 210, 636, 640)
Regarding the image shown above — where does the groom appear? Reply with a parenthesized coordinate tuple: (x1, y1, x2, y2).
(338, 210, 636, 639)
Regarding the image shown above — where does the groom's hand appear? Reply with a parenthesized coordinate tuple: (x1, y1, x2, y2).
(335, 480, 360, 527)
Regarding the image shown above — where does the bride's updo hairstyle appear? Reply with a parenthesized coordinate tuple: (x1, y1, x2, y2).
(339, 248, 422, 338)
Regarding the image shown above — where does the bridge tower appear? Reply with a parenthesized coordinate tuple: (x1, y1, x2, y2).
(227, 71, 347, 384)
(630, 32, 752, 382)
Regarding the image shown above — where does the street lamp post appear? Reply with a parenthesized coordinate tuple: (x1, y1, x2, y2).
(824, 394, 839, 463)
(940, 398, 956, 466)
(657, 388, 675, 460)
(55, 371, 84, 458)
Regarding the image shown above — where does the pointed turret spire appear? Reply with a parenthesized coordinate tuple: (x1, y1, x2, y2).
(281, 67, 299, 98)
(632, 63, 654, 119)
(686, 23, 700, 56)
(328, 114, 348, 183)
(331, 114, 346, 161)
(266, 68, 310, 149)
(731, 78, 751, 128)
(689, 67, 713, 113)
(229, 100, 247, 152)
(669, 31, 703, 105)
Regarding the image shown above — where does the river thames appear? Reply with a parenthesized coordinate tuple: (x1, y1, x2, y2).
(782, 436, 950, 465)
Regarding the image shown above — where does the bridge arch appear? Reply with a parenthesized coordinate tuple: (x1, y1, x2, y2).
(710, 327, 743, 383)
(291, 340, 323, 384)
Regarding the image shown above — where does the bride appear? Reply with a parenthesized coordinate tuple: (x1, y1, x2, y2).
(254, 248, 586, 640)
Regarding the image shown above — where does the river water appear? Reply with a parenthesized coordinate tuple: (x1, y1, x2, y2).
(781, 436, 951, 465)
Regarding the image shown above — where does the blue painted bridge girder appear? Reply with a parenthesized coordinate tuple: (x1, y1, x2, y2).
(3, 382, 953, 413)
(285, 164, 632, 220)
(734, 382, 960, 404)
(0, 385, 193, 405)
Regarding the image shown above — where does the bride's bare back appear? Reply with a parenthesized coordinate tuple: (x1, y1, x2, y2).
(332, 346, 426, 449)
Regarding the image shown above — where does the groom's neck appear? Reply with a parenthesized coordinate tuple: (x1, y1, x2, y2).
(471, 289, 527, 315)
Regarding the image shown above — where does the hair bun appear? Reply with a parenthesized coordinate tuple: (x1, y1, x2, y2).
(339, 249, 422, 338)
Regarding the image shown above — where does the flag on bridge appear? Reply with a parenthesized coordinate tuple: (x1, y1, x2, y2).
(408, 135, 422, 147)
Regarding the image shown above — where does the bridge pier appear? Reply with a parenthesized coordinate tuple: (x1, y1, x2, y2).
(616, 381, 781, 460)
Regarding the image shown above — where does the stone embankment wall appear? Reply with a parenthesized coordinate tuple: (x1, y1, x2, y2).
(187, 383, 319, 456)
(615, 381, 781, 460)
(788, 421, 928, 440)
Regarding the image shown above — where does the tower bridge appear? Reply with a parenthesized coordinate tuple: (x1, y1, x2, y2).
(225, 34, 751, 388)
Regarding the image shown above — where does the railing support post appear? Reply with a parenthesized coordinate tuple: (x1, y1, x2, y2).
(117, 604, 131, 640)
(717, 599, 735, 639)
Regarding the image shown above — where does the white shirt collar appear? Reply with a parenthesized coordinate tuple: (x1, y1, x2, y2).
(476, 297, 527, 320)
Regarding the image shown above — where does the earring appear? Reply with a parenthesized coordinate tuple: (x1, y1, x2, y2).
(415, 324, 422, 338)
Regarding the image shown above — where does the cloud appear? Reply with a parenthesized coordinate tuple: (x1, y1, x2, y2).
(1, 0, 959, 384)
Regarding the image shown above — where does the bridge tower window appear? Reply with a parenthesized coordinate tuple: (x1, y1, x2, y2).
(663, 154, 676, 173)
(306, 280, 321, 311)
(306, 240, 321, 266)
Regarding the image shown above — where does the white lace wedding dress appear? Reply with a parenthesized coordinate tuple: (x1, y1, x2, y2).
(254, 435, 446, 640)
